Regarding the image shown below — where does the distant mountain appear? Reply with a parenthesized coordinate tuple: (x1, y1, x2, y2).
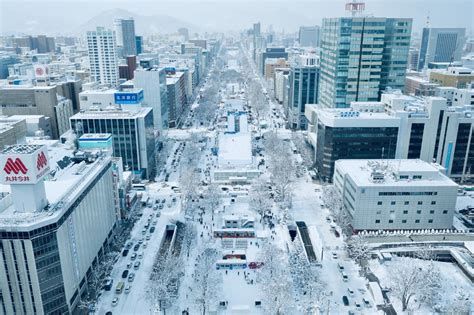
(77, 8, 198, 35)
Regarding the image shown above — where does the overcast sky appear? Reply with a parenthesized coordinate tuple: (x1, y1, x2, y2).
(1, 0, 473, 36)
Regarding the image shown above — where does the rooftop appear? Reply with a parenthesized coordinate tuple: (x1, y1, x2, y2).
(2, 144, 42, 155)
(72, 107, 151, 119)
(335, 159, 458, 188)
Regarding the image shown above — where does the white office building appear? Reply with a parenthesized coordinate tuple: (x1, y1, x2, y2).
(0, 144, 119, 314)
(87, 27, 119, 87)
(334, 159, 458, 231)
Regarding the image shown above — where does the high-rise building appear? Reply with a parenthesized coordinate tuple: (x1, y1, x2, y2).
(12, 35, 55, 53)
(287, 53, 320, 130)
(70, 107, 155, 179)
(166, 70, 187, 128)
(135, 35, 143, 55)
(86, 27, 119, 86)
(408, 47, 420, 70)
(319, 17, 412, 108)
(260, 47, 288, 75)
(0, 144, 119, 314)
(298, 26, 320, 47)
(417, 28, 466, 71)
(134, 67, 169, 132)
(114, 18, 137, 57)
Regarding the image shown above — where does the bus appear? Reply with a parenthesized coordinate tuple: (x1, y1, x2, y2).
(115, 281, 125, 294)
(216, 259, 247, 270)
(132, 184, 146, 191)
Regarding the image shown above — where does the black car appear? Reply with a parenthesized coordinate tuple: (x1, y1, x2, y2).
(122, 249, 129, 257)
(133, 244, 140, 251)
(342, 295, 349, 306)
(122, 270, 129, 279)
(150, 227, 155, 233)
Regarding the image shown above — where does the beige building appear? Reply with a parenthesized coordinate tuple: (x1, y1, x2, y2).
(0, 116, 27, 149)
(264, 58, 288, 80)
(429, 67, 474, 88)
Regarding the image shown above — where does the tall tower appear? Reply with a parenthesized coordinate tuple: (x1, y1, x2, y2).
(87, 26, 119, 86)
(0, 145, 50, 212)
(115, 18, 137, 57)
(319, 2, 412, 108)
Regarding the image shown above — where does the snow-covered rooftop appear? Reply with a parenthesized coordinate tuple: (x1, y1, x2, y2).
(218, 133, 252, 167)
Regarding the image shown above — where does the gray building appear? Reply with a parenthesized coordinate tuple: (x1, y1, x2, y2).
(0, 85, 74, 139)
(260, 47, 288, 75)
(70, 108, 156, 179)
(319, 17, 412, 108)
(166, 71, 187, 128)
(0, 54, 19, 79)
(298, 26, 320, 47)
(114, 18, 137, 57)
(417, 28, 466, 71)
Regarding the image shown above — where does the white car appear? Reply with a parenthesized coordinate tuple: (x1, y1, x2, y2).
(112, 297, 119, 306)
(125, 285, 132, 294)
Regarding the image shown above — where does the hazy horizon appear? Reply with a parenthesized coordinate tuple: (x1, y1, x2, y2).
(1, 0, 473, 36)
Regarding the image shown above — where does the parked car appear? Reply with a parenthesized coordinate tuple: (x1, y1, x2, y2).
(122, 249, 129, 257)
(337, 263, 345, 272)
(121, 270, 129, 279)
(342, 296, 349, 306)
(363, 298, 371, 307)
(130, 253, 137, 260)
(133, 244, 140, 251)
(150, 227, 155, 233)
(355, 301, 362, 310)
(332, 252, 338, 259)
(146, 234, 151, 241)
(347, 288, 355, 296)
(125, 242, 133, 250)
(103, 279, 113, 291)
(248, 262, 264, 269)
(125, 285, 132, 294)
(128, 273, 135, 282)
(138, 253, 144, 259)
(342, 272, 349, 282)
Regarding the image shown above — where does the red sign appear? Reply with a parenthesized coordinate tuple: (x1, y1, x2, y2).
(3, 158, 28, 175)
(37, 152, 48, 171)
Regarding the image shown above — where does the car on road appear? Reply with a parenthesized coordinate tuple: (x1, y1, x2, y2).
(146, 234, 151, 241)
(125, 242, 133, 250)
(355, 301, 362, 310)
(138, 238, 144, 244)
(143, 242, 148, 248)
(130, 253, 137, 260)
(126, 263, 132, 269)
(332, 252, 338, 259)
(363, 298, 371, 307)
(112, 297, 119, 307)
(342, 272, 349, 282)
(337, 263, 345, 272)
(141, 228, 147, 235)
(134, 261, 141, 270)
(121, 270, 129, 279)
(125, 285, 132, 294)
(138, 252, 144, 259)
(347, 288, 355, 296)
(150, 227, 155, 233)
(103, 279, 113, 291)
(128, 273, 135, 282)
(133, 244, 140, 251)
(342, 296, 349, 306)
(122, 249, 129, 257)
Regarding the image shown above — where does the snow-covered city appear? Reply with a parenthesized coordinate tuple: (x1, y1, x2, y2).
(0, 0, 473, 314)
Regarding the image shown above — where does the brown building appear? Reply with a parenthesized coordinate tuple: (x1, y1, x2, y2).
(404, 76, 439, 96)
(264, 58, 288, 80)
(429, 67, 474, 88)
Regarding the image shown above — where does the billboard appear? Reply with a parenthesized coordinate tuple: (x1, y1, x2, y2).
(34, 64, 49, 79)
(0, 145, 50, 185)
(114, 90, 144, 105)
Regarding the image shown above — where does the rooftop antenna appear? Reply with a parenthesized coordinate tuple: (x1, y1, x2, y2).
(345, 0, 366, 17)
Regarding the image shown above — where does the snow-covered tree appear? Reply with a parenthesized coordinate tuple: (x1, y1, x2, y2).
(148, 253, 184, 315)
(440, 288, 472, 314)
(248, 178, 273, 222)
(202, 183, 221, 219)
(192, 247, 223, 315)
(257, 241, 295, 314)
(389, 257, 443, 311)
(322, 185, 352, 235)
(182, 221, 198, 258)
(346, 235, 371, 268)
(288, 241, 326, 314)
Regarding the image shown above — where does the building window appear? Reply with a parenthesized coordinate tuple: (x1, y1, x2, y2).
(388, 220, 393, 223)
(416, 210, 422, 214)
(428, 219, 433, 223)
(403, 210, 408, 214)
(429, 210, 435, 214)
(418, 201, 423, 205)
(402, 220, 407, 223)
(443, 210, 448, 214)
(415, 219, 420, 223)
(375, 220, 380, 224)
(376, 210, 382, 214)
(389, 210, 395, 214)
(377, 201, 382, 205)
(431, 201, 436, 205)
(391, 201, 396, 205)
(404, 201, 409, 205)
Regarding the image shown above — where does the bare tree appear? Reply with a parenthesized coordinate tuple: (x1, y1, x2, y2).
(202, 183, 221, 220)
(389, 257, 443, 312)
(440, 288, 472, 314)
(321, 185, 352, 235)
(248, 178, 273, 222)
(257, 241, 295, 314)
(148, 253, 184, 314)
(182, 221, 198, 258)
(192, 247, 223, 315)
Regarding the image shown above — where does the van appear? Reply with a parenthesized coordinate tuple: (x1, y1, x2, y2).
(115, 281, 124, 294)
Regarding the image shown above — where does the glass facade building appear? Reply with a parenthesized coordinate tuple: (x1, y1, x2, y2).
(319, 17, 412, 108)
